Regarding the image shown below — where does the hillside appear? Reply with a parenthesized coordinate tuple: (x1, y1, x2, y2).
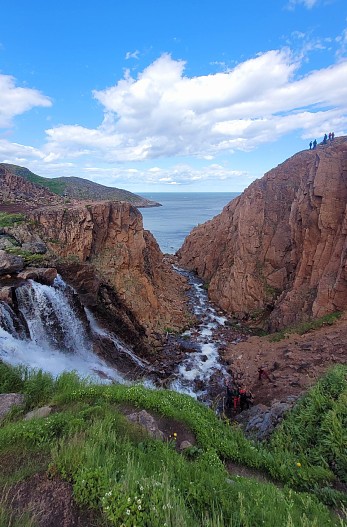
(0, 363, 346, 526)
(178, 136, 347, 331)
(0, 163, 160, 208)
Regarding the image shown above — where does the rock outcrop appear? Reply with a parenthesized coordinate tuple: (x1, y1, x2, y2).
(27, 201, 190, 339)
(0, 165, 64, 210)
(178, 137, 347, 330)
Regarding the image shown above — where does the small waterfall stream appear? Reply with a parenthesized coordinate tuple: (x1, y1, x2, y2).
(0, 272, 230, 402)
(0, 278, 128, 383)
(168, 267, 229, 402)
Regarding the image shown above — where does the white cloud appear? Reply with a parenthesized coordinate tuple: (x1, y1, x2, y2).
(0, 74, 51, 128)
(287, 0, 319, 9)
(43, 51, 347, 163)
(80, 163, 246, 187)
(0, 136, 245, 187)
(125, 50, 140, 60)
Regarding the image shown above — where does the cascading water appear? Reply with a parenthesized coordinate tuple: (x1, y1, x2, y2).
(0, 271, 231, 402)
(169, 267, 229, 402)
(0, 277, 128, 383)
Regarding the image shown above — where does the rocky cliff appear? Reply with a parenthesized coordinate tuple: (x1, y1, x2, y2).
(177, 137, 347, 330)
(0, 165, 64, 210)
(26, 201, 190, 340)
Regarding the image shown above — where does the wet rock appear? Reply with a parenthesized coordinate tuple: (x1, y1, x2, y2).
(0, 285, 15, 305)
(0, 393, 25, 420)
(18, 267, 57, 285)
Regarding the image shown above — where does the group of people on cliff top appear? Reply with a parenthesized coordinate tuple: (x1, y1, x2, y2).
(309, 132, 335, 150)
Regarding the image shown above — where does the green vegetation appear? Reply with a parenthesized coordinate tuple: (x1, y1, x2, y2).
(270, 365, 347, 486)
(268, 311, 343, 341)
(2, 164, 66, 195)
(0, 212, 25, 228)
(0, 363, 346, 526)
(1, 163, 156, 204)
(6, 248, 46, 265)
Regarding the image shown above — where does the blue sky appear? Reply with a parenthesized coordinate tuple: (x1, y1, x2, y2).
(0, 0, 346, 193)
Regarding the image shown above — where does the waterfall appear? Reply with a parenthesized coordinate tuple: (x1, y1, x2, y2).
(85, 308, 147, 369)
(15, 280, 92, 355)
(0, 271, 231, 401)
(0, 278, 127, 383)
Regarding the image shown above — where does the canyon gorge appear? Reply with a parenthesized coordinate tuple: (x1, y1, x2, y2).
(0, 139, 347, 402)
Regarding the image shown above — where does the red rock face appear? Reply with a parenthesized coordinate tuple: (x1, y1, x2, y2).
(178, 137, 347, 330)
(30, 201, 189, 336)
(0, 167, 64, 209)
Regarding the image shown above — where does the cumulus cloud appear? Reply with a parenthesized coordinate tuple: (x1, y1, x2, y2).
(0, 136, 246, 187)
(0, 74, 51, 128)
(82, 163, 246, 187)
(43, 50, 347, 163)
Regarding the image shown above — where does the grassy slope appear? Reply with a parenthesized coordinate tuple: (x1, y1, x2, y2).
(0, 364, 346, 527)
(0, 163, 155, 204)
(1, 164, 66, 195)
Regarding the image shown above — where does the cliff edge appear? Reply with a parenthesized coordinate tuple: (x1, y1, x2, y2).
(177, 137, 347, 330)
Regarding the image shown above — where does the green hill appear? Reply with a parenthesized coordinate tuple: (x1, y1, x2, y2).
(0, 164, 160, 208)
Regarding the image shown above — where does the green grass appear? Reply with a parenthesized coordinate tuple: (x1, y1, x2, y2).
(5, 247, 46, 264)
(3, 164, 66, 196)
(0, 212, 25, 228)
(0, 365, 346, 526)
(268, 312, 343, 341)
(270, 365, 347, 484)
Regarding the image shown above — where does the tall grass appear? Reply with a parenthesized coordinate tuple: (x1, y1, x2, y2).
(0, 365, 346, 526)
(270, 365, 347, 484)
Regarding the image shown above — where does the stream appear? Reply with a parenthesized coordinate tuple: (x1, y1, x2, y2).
(0, 271, 234, 404)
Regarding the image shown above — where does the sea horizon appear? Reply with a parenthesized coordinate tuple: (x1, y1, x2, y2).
(140, 192, 239, 254)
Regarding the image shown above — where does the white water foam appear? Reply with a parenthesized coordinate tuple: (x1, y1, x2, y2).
(169, 270, 229, 399)
(0, 279, 126, 383)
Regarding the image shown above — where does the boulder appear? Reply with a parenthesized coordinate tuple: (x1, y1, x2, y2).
(126, 409, 164, 440)
(179, 440, 193, 450)
(0, 237, 16, 250)
(21, 241, 47, 254)
(24, 406, 52, 420)
(235, 397, 297, 440)
(0, 250, 24, 275)
(0, 393, 25, 420)
(17, 267, 57, 285)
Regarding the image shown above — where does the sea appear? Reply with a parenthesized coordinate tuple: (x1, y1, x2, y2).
(140, 192, 239, 254)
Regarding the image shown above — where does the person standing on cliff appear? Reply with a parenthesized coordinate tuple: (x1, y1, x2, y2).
(313, 139, 317, 149)
(309, 141, 312, 150)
